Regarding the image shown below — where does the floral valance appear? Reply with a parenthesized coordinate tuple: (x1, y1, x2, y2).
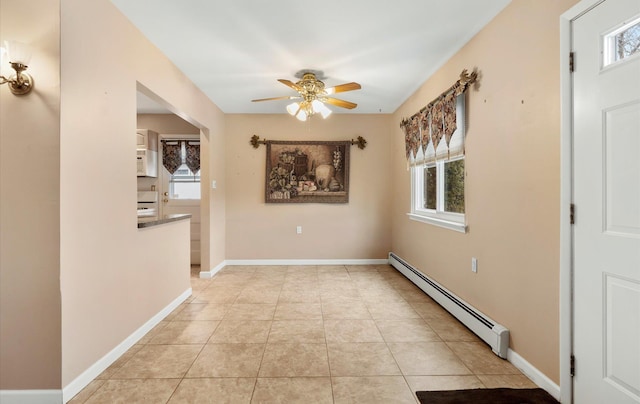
(162, 140, 201, 175)
(185, 142, 200, 174)
(400, 69, 477, 164)
(162, 141, 182, 174)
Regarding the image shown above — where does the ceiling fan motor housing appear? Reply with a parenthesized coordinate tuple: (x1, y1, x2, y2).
(299, 73, 326, 101)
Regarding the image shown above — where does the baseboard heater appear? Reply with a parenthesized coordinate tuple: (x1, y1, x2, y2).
(388, 252, 509, 358)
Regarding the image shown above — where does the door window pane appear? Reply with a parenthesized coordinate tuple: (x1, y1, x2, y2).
(604, 17, 640, 67)
(169, 145, 201, 200)
(614, 21, 640, 61)
(170, 166, 201, 199)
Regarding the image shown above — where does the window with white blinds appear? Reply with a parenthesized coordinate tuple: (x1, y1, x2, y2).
(408, 94, 467, 233)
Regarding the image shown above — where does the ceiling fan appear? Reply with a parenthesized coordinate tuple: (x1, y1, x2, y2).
(252, 70, 361, 121)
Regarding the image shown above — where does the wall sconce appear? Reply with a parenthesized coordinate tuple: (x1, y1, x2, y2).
(0, 41, 34, 95)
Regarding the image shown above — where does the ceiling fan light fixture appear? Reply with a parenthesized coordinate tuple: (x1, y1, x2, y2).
(320, 107, 332, 119)
(312, 100, 332, 119)
(311, 99, 323, 112)
(295, 108, 308, 121)
(286, 102, 300, 116)
(252, 72, 359, 120)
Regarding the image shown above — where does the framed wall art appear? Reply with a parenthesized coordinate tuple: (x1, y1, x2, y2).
(264, 140, 350, 203)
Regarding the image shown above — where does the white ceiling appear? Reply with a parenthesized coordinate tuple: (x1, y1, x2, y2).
(114, 0, 511, 115)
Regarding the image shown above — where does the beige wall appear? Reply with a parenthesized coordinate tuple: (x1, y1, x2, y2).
(137, 113, 200, 134)
(0, 0, 62, 389)
(57, 0, 226, 387)
(225, 114, 392, 260)
(391, 0, 578, 383)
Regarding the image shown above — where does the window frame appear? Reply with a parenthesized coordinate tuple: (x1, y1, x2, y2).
(601, 14, 640, 69)
(407, 93, 467, 233)
(169, 163, 201, 200)
(161, 136, 201, 201)
(409, 157, 466, 233)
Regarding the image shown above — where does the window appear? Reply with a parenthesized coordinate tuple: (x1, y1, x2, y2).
(603, 16, 640, 68)
(409, 95, 466, 232)
(165, 140, 200, 200)
(170, 164, 200, 200)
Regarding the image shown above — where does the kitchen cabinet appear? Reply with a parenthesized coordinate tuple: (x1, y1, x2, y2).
(137, 129, 159, 177)
(136, 129, 158, 151)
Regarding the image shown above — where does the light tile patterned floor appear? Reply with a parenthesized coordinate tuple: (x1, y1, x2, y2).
(69, 265, 536, 403)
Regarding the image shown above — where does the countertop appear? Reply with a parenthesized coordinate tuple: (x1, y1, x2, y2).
(137, 213, 192, 229)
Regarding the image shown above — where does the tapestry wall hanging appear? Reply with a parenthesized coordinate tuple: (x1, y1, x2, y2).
(264, 140, 350, 204)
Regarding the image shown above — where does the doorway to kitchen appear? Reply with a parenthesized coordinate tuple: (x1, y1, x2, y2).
(159, 135, 202, 266)
(137, 84, 206, 268)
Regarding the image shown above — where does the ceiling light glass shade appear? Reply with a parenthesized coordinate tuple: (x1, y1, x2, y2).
(286, 102, 300, 116)
(295, 107, 308, 121)
(295, 110, 307, 121)
(315, 101, 332, 119)
(311, 100, 332, 119)
(320, 108, 332, 119)
(4, 41, 32, 65)
(311, 100, 323, 113)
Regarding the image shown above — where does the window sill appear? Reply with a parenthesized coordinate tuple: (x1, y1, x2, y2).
(407, 213, 467, 233)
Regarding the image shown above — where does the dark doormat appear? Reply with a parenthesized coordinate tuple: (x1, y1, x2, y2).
(416, 388, 559, 404)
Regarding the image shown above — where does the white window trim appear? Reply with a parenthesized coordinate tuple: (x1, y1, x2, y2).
(408, 159, 467, 233)
(601, 13, 640, 70)
(161, 135, 201, 201)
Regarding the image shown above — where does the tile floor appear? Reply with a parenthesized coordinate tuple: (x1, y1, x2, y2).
(69, 265, 536, 403)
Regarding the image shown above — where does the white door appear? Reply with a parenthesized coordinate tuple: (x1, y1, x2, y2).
(159, 136, 202, 266)
(573, 1, 640, 403)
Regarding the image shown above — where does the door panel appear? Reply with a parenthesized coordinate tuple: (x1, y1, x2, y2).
(605, 274, 640, 397)
(573, 0, 640, 403)
(605, 101, 640, 236)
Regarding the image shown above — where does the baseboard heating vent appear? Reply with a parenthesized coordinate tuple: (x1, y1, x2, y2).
(388, 252, 509, 359)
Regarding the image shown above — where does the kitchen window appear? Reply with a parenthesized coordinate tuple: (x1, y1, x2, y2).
(162, 139, 201, 200)
(170, 165, 200, 200)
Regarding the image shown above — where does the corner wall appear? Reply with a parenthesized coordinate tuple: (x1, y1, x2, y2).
(0, 0, 62, 390)
(390, 0, 578, 383)
(225, 114, 392, 260)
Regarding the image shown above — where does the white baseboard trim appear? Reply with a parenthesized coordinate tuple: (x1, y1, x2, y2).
(62, 288, 192, 403)
(199, 259, 389, 278)
(507, 348, 560, 400)
(200, 260, 227, 279)
(224, 259, 389, 266)
(0, 390, 63, 404)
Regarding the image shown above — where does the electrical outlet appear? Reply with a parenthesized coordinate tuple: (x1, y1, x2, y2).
(296, 226, 302, 234)
(471, 257, 478, 273)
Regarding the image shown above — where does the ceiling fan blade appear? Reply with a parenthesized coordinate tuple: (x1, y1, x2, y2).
(251, 95, 300, 102)
(278, 79, 302, 92)
(324, 82, 361, 95)
(324, 97, 357, 109)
